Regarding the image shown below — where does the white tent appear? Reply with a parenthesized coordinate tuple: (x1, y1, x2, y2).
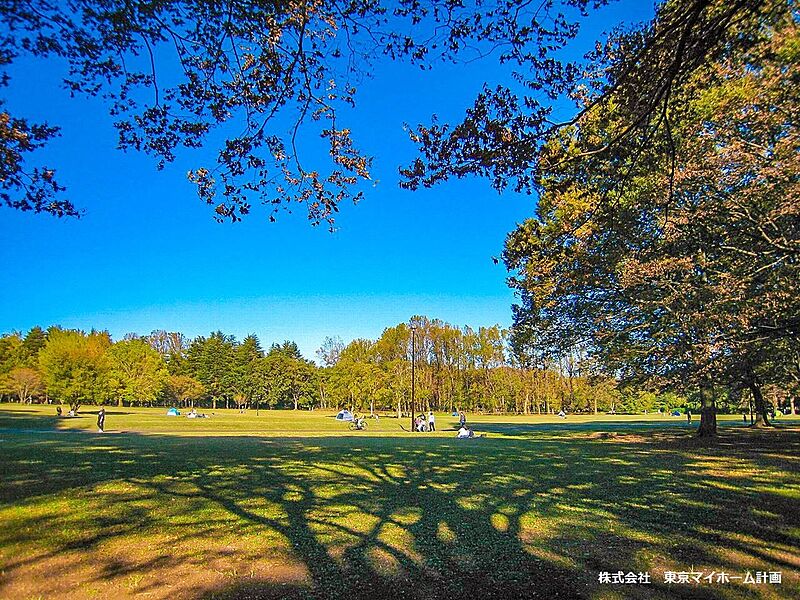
(335, 409, 354, 421)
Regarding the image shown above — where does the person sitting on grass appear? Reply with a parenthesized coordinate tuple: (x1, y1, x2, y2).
(456, 425, 474, 438)
(415, 415, 426, 432)
(56, 406, 63, 417)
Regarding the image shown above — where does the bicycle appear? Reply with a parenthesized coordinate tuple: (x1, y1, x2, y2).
(349, 418, 368, 431)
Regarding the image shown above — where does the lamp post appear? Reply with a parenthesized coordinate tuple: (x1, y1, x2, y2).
(410, 324, 417, 433)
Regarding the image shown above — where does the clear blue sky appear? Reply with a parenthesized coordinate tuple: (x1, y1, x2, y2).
(0, 2, 652, 360)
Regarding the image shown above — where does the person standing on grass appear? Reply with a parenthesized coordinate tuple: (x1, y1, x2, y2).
(686, 408, 692, 425)
(459, 410, 466, 429)
(428, 411, 435, 432)
(97, 407, 106, 433)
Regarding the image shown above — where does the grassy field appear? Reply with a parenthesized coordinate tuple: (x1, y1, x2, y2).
(0, 404, 798, 600)
(0, 404, 768, 436)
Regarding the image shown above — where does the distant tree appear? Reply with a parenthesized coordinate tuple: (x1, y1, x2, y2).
(108, 339, 169, 406)
(339, 338, 376, 363)
(165, 374, 206, 409)
(258, 352, 317, 410)
(146, 330, 189, 374)
(238, 334, 264, 361)
(374, 325, 412, 416)
(38, 329, 112, 412)
(268, 340, 304, 360)
(328, 359, 386, 413)
(1, 367, 44, 403)
(186, 331, 237, 409)
(316, 336, 344, 367)
(19, 326, 48, 367)
(232, 334, 264, 409)
(0, 332, 23, 376)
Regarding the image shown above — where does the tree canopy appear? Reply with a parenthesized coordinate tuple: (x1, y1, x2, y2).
(497, 1, 798, 434)
(1, 0, 610, 226)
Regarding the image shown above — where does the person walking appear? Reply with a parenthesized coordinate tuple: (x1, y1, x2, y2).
(428, 411, 436, 432)
(459, 410, 466, 428)
(97, 407, 106, 433)
(686, 408, 692, 425)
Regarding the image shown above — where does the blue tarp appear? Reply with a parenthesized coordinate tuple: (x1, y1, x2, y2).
(166, 408, 180, 416)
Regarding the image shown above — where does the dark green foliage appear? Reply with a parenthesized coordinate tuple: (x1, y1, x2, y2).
(186, 331, 239, 408)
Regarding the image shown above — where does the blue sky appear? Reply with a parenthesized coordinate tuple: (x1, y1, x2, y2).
(0, 1, 652, 360)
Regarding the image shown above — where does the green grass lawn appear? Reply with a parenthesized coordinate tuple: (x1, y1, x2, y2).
(0, 404, 771, 437)
(0, 404, 798, 599)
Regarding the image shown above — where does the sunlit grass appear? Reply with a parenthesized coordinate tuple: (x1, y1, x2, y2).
(0, 403, 773, 438)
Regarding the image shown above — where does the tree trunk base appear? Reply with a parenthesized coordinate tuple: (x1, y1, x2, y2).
(696, 425, 717, 437)
(696, 407, 717, 437)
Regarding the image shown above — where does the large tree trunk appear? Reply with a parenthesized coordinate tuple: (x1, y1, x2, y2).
(697, 386, 717, 437)
(748, 380, 773, 427)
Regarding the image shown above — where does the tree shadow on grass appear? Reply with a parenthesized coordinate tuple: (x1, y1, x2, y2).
(0, 405, 67, 430)
(0, 412, 797, 599)
(0, 406, 139, 435)
(467, 420, 750, 438)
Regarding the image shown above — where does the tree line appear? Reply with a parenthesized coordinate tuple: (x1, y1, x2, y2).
(2, 318, 790, 418)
